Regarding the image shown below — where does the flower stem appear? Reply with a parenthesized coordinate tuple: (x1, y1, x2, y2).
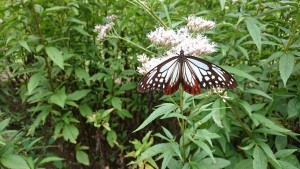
(179, 86, 186, 161)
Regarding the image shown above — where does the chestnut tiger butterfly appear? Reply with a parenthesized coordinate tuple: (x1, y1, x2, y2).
(137, 50, 237, 95)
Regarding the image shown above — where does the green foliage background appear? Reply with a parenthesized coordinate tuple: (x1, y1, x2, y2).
(0, 0, 299, 168)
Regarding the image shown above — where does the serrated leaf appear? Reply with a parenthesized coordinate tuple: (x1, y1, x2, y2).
(45, 46, 64, 69)
(50, 88, 67, 108)
(253, 145, 267, 169)
(245, 17, 261, 54)
(134, 103, 177, 132)
(76, 150, 89, 166)
(287, 98, 300, 118)
(275, 149, 297, 158)
(19, 40, 31, 52)
(252, 114, 292, 134)
(245, 89, 273, 100)
(258, 142, 280, 166)
(140, 143, 171, 161)
(279, 53, 294, 87)
(67, 89, 91, 101)
(62, 124, 79, 143)
(28, 73, 43, 94)
(111, 97, 122, 110)
(0, 154, 30, 169)
(212, 99, 223, 128)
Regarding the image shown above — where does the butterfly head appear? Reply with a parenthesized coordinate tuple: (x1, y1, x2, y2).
(179, 49, 185, 56)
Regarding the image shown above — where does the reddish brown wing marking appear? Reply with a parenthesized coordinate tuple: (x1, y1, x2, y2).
(181, 62, 202, 94)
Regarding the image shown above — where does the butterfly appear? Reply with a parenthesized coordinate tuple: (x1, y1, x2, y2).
(137, 50, 237, 95)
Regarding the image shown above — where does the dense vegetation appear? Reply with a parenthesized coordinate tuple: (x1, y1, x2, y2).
(0, 0, 299, 169)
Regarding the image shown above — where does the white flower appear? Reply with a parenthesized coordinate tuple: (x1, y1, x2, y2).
(147, 27, 179, 48)
(187, 15, 215, 32)
(94, 15, 117, 41)
(137, 54, 149, 63)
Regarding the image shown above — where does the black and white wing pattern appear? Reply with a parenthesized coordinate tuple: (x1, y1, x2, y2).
(182, 55, 237, 94)
(137, 50, 237, 95)
(137, 57, 182, 95)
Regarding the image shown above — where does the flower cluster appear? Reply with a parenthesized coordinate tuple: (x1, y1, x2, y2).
(137, 15, 216, 75)
(187, 15, 215, 31)
(94, 15, 117, 41)
(137, 54, 171, 75)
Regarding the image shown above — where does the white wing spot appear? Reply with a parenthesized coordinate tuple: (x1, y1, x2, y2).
(155, 78, 158, 81)
(205, 76, 210, 81)
(203, 83, 206, 87)
(212, 75, 215, 79)
(218, 77, 223, 81)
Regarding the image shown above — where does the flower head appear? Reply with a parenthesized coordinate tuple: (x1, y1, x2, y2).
(137, 15, 216, 75)
(94, 15, 117, 41)
(187, 15, 215, 32)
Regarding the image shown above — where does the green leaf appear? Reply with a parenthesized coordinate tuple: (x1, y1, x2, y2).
(219, 0, 226, 10)
(50, 88, 67, 108)
(234, 159, 253, 169)
(245, 89, 273, 100)
(76, 150, 89, 166)
(140, 143, 171, 161)
(275, 136, 287, 150)
(279, 53, 294, 87)
(253, 145, 267, 169)
(0, 118, 10, 131)
(258, 141, 280, 166)
(111, 97, 122, 110)
(278, 160, 299, 169)
(39, 156, 64, 165)
(0, 154, 30, 169)
(107, 130, 117, 147)
(245, 17, 261, 54)
(120, 82, 136, 91)
(199, 158, 231, 169)
(252, 114, 292, 134)
(79, 104, 93, 116)
(238, 100, 252, 115)
(27, 73, 43, 94)
(75, 68, 90, 85)
(287, 97, 300, 119)
(134, 103, 177, 132)
(44, 6, 68, 13)
(275, 149, 297, 158)
(62, 124, 79, 143)
(212, 99, 223, 128)
(71, 26, 90, 36)
(222, 66, 259, 83)
(45, 46, 64, 69)
(67, 89, 91, 101)
(19, 40, 31, 52)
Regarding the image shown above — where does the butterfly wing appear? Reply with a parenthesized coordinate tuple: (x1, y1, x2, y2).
(137, 56, 181, 95)
(183, 55, 237, 94)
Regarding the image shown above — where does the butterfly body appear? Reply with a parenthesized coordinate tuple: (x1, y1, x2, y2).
(137, 50, 237, 95)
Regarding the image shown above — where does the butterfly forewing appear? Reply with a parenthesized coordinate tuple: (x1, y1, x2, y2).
(184, 55, 237, 90)
(137, 57, 180, 94)
(137, 50, 237, 95)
